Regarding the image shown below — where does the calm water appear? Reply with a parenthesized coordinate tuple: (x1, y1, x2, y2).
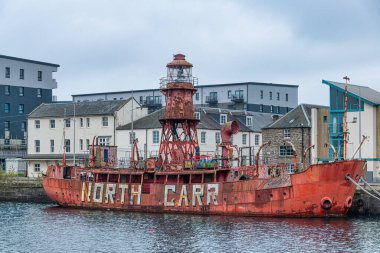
(0, 202, 379, 253)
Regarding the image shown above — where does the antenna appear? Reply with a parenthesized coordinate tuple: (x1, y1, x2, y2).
(343, 76, 350, 160)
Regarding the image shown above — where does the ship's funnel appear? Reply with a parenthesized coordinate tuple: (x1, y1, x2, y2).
(221, 121, 239, 144)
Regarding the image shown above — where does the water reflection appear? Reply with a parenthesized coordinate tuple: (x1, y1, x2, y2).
(0, 203, 379, 253)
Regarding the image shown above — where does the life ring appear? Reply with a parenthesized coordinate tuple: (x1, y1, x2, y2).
(320, 197, 332, 210)
(344, 196, 353, 209)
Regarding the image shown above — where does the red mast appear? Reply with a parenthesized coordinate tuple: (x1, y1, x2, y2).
(158, 54, 199, 170)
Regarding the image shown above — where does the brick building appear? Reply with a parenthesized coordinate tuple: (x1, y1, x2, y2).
(262, 104, 329, 173)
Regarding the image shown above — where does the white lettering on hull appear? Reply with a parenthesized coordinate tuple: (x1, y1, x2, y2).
(79, 183, 219, 207)
(164, 185, 176, 206)
(163, 184, 220, 207)
(93, 183, 104, 203)
(105, 184, 116, 204)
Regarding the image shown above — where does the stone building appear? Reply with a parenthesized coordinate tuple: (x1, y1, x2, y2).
(262, 104, 329, 173)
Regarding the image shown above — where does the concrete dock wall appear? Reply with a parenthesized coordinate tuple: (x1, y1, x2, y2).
(0, 177, 52, 203)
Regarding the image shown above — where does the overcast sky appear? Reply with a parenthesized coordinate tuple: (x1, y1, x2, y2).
(1, 0, 380, 104)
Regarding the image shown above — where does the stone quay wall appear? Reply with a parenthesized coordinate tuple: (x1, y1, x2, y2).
(0, 177, 52, 203)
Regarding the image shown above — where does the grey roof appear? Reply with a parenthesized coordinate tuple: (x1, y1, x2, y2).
(323, 80, 380, 105)
(28, 99, 132, 118)
(264, 104, 327, 129)
(0, 54, 60, 68)
(72, 81, 298, 97)
(117, 107, 274, 132)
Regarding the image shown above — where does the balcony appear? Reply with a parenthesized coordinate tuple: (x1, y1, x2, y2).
(231, 94, 244, 103)
(206, 95, 218, 104)
(142, 97, 162, 108)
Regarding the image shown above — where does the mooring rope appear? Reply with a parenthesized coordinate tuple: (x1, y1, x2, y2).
(360, 177, 380, 198)
(346, 175, 380, 201)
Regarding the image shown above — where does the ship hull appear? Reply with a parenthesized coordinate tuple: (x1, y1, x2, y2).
(42, 160, 365, 217)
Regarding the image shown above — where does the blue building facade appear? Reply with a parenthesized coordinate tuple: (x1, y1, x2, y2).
(0, 55, 59, 166)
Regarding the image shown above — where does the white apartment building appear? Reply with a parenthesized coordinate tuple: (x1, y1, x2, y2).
(25, 98, 147, 177)
(116, 107, 274, 166)
(72, 81, 298, 114)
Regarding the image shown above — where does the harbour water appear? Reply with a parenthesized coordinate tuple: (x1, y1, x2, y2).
(0, 202, 379, 253)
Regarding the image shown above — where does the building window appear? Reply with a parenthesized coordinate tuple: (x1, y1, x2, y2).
(286, 93, 289, 102)
(4, 121, 10, 131)
(4, 139, 9, 145)
(284, 128, 291, 138)
(280, 145, 294, 156)
(277, 92, 280, 101)
(65, 139, 70, 153)
(270, 105, 274, 113)
(35, 140, 40, 153)
(50, 119, 55, 129)
(98, 137, 110, 146)
(65, 118, 71, 128)
(86, 118, 90, 127)
(37, 88, 42, 98)
(5, 86, 10, 95)
(220, 114, 227, 125)
(194, 112, 200, 120)
(323, 116, 328, 123)
(215, 132, 221, 144)
(34, 164, 41, 172)
(79, 139, 83, 150)
(102, 117, 108, 127)
(287, 164, 294, 174)
(21, 122, 26, 132)
(276, 106, 280, 114)
(227, 90, 232, 98)
(260, 104, 263, 112)
(255, 134, 260, 145)
(260, 90, 263, 99)
(269, 92, 273, 100)
(86, 139, 90, 150)
(195, 93, 199, 101)
(200, 132, 206, 144)
(35, 120, 40, 129)
(139, 96, 143, 104)
(19, 87, 24, 96)
(80, 118, 84, 127)
(50, 140, 54, 153)
(5, 67, 10, 78)
(129, 132, 136, 144)
(20, 69, 24, 79)
(153, 130, 160, 144)
(246, 116, 253, 126)
(18, 104, 24, 114)
(4, 103, 10, 113)
(38, 71, 42, 81)
(242, 134, 247, 145)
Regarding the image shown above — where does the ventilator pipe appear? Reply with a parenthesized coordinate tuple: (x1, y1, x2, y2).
(351, 135, 368, 160)
(302, 145, 315, 171)
(255, 141, 271, 175)
(221, 121, 239, 144)
(220, 121, 239, 167)
(89, 136, 97, 167)
(327, 143, 337, 161)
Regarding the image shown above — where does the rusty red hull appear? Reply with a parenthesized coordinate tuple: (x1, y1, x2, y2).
(42, 160, 365, 217)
